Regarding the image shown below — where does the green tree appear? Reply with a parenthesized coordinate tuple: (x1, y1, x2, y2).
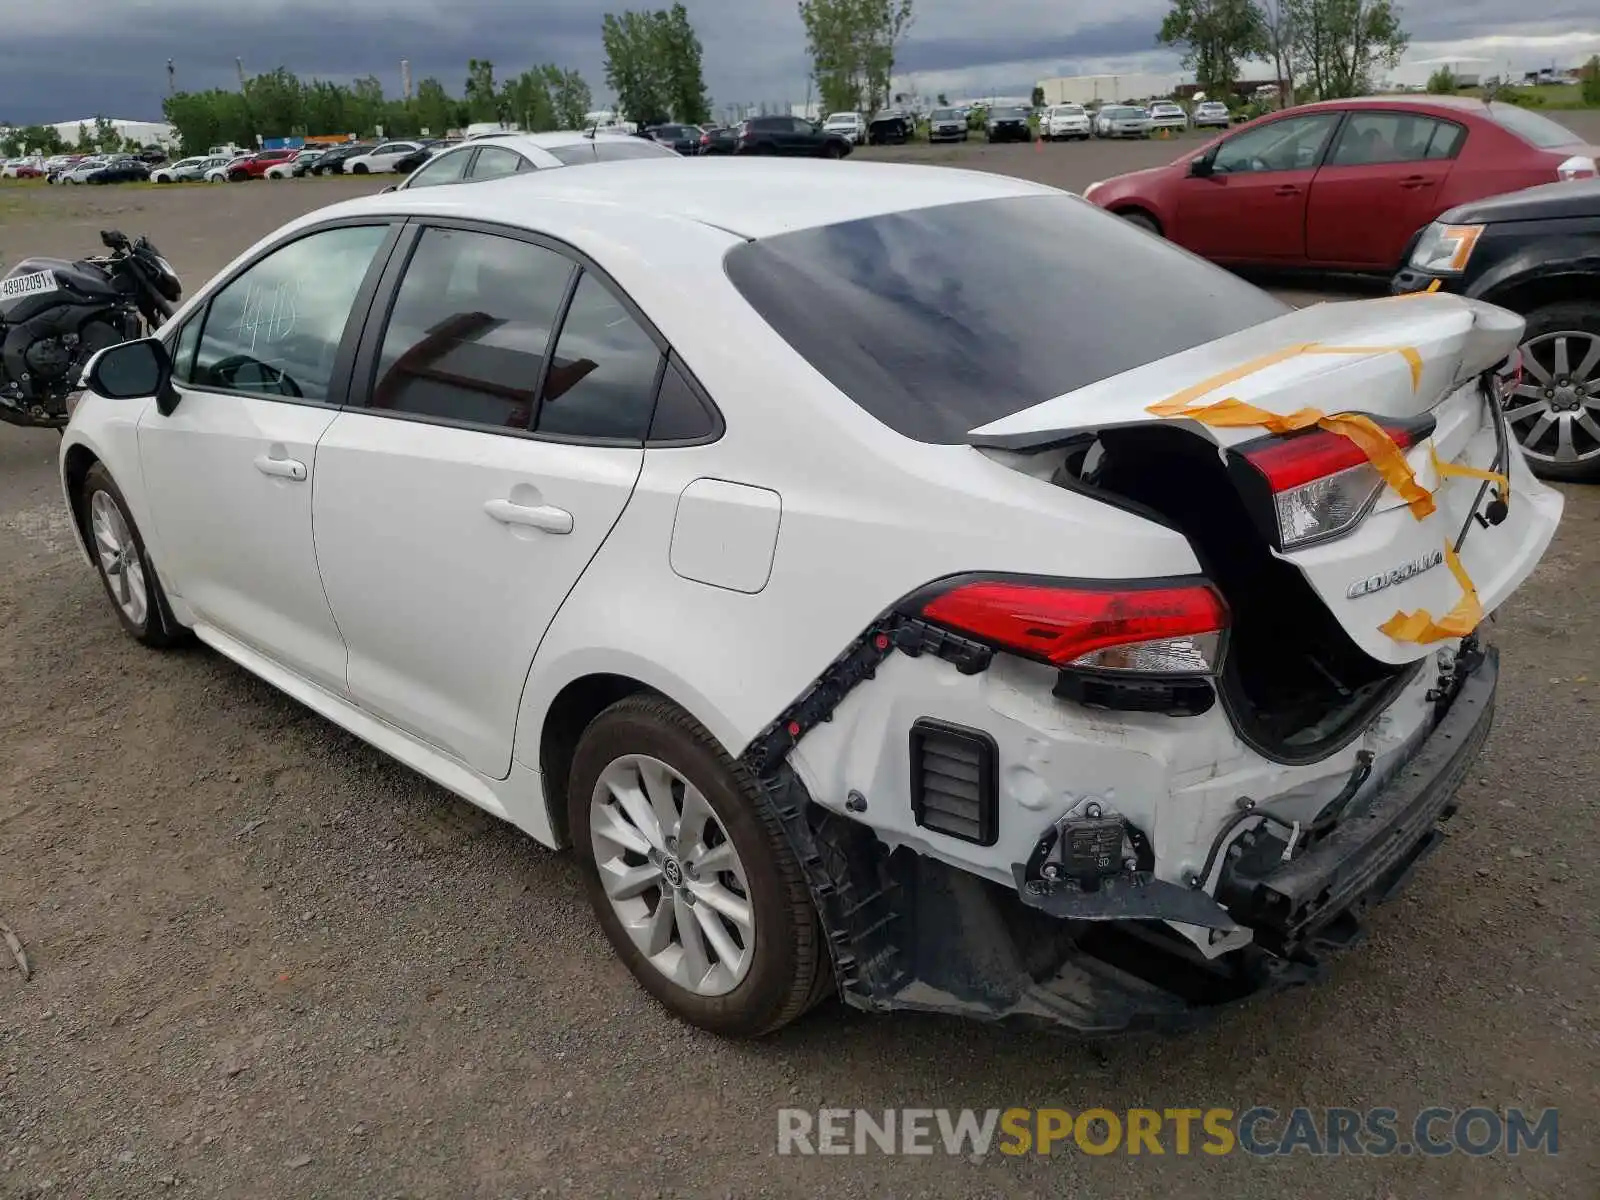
(1031, 85, 1045, 107)
(91, 115, 122, 152)
(659, 3, 712, 123)
(798, 0, 914, 116)
(350, 76, 388, 135)
(1258, 0, 1296, 106)
(936, 91, 948, 105)
(1426, 66, 1458, 94)
(602, 10, 672, 125)
(544, 66, 595, 129)
(1283, 0, 1408, 99)
(502, 69, 557, 132)
(1158, 0, 1265, 97)
(414, 77, 457, 135)
(0, 124, 67, 156)
(243, 67, 305, 137)
(465, 58, 500, 123)
(1580, 55, 1600, 107)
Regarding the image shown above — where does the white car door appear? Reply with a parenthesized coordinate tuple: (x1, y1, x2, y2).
(136, 221, 398, 694)
(311, 224, 656, 779)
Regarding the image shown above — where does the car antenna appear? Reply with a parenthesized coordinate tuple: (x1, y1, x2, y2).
(585, 119, 598, 140)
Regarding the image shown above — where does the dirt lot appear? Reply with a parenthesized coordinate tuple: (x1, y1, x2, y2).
(2, 136, 1597, 1198)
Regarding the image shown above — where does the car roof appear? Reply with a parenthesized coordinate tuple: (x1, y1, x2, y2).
(464, 130, 618, 150)
(316, 158, 1055, 240)
(1293, 94, 1493, 114)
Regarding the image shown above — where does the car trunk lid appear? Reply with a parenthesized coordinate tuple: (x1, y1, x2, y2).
(969, 293, 1564, 668)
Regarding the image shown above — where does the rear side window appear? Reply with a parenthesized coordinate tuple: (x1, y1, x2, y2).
(549, 143, 598, 166)
(536, 272, 663, 441)
(368, 228, 575, 430)
(1485, 103, 1582, 149)
(724, 195, 1288, 444)
(592, 139, 678, 162)
(405, 148, 471, 189)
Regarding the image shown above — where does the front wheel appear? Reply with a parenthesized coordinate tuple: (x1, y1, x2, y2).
(351, 162, 369, 174)
(81, 465, 187, 648)
(568, 694, 829, 1037)
(1502, 302, 1600, 483)
(1119, 210, 1161, 236)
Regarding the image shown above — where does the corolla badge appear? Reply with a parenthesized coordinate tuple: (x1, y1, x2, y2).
(1346, 549, 1445, 599)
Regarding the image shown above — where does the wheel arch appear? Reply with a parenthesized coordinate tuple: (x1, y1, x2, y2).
(519, 655, 751, 849)
(60, 441, 103, 566)
(1478, 271, 1598, 317)
(1109, 204, 1164, 235)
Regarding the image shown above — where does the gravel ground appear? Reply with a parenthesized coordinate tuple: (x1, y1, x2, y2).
(1, 135, 1597, 1198)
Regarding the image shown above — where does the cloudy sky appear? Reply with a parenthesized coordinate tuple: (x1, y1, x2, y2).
(1, 0, 1597, 124)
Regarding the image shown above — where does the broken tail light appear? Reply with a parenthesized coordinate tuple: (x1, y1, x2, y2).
(1233, 415, 1434, 551)
(913, 575, 1229, 676)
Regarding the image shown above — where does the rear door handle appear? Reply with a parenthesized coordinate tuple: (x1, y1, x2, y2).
(1400, 175, 1434, 189)
(483, 498, 573, 535)
(1273, 184, 1302, 196)
(253, 454, 307, 481)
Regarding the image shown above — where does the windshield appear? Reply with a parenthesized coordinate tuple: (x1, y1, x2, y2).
(1485, 103, 1582, 150)
(931, 109, 959, 120)
(990, 107, 1024, 119)
(1056, 106, 1084, 116)
(825, 113, 857, 123)
(724, 195, 1288, 444)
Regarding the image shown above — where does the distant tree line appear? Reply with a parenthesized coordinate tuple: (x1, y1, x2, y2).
(1158, 0, 1408, 103)
(601, 4, 713, 126)
(799, 0, 915, 116)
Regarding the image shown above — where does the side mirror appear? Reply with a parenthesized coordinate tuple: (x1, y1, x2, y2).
(1188, 154, 1214, 178)
(84, 337, 178, 414)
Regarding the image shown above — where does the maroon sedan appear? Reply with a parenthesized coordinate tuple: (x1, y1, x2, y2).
(1083, 96, 1597, 272)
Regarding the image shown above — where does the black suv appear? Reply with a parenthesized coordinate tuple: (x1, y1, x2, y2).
(1393, 177, 1600, 483)
(733, 116, 853, 158)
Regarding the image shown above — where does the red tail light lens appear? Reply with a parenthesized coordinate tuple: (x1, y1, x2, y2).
(918, 577, 1228, 674)
(1237, 416, 1432, 550)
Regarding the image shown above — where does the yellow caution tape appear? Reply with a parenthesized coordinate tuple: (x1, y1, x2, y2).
(1144, 337, 1504, 646)
(1147, 396, 1435, 520)
(1378, 541, 1483, 644)
(1431, 446, 1511, 509)
(1387, 279, 1443, 299)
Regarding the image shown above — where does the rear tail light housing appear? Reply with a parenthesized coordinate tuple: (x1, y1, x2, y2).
(910, 575, 1229, 676)
(1231, 414, 1434, 551)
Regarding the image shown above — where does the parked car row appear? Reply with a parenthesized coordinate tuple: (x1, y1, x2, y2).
(43, 154, 152, 184)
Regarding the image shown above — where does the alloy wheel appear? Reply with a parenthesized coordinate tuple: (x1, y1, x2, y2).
(588, 753, 755, 997)
(90, 490, 148, 627)
(1500, 330, 1600, 466)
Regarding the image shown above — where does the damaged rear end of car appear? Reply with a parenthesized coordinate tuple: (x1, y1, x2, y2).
(724, 197, 1563, 1032)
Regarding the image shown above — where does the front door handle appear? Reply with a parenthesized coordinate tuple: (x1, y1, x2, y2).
(253, 454, 307, 481)
(483, 498, 573, 535)
(1400, 175, 1434, 189)
(1273, 184, 1302, 196)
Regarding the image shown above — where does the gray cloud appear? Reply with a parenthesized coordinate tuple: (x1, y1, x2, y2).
(0, 0, 1594, 124)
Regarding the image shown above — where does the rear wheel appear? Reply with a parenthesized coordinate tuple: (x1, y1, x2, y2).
(1501, 302, 1600, 482)
(568, 694, 829, 1037)
(81, 464, 187, 648)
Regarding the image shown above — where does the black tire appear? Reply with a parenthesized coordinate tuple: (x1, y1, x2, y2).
(1508, 301, 1600, 484)
(567, 694, 829, 1037)
(351, 162, 369, 175)
(80, 464, 188, 648)
(1119, 210, 1161, 236)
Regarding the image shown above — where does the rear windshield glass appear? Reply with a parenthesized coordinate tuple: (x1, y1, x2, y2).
(724, 195, 1288, 443)
(1485, 103, 1582, 149)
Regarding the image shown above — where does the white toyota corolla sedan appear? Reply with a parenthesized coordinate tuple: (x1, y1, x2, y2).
(61, 160, 1561, 1037)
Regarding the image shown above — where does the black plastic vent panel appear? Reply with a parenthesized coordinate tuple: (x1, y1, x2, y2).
(908, 719, 999, 846)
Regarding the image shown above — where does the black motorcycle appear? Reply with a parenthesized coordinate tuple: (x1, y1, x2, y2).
(0, 230, 182, 430)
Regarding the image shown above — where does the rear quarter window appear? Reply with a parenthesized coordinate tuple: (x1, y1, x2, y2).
(724, 194, 1288, 444)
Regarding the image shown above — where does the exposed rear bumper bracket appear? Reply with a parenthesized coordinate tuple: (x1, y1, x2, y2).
(1011, 863, 1239, 931)
(1220, 644, 1496, 957)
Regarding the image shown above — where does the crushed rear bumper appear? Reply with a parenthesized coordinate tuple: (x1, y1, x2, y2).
(755, 631, 1497, 1034)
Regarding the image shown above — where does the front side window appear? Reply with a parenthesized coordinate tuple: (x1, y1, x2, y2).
(1212, 113, 1340, 173)
(368, 227, 575, 430)
(536, 272, 663, 441)
(404, 148, 472, 189)
(190, 224, 391, 401)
